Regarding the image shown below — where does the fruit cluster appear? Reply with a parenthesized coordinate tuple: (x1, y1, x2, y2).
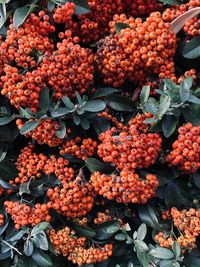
(46, 173, 95, 218)
(91, 170, 158, 204)
(40, 31, 94, 99)
(96, 12, 177, 87)
(11, 143, 71, 185)
(94, 210, 112, 224)
(53, 2, 75, 24)
(60, 137, 98, 160)
(98, 113, 162, 171)
(124, 0, 162, 16)
(156, 207, 200, 252)
(16, 118, 70, 147)
(4, 201, 51, 229)
(97, 110, 125, 129)
(167, 123, 200, 174)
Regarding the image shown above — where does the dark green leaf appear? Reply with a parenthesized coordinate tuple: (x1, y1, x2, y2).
(115, 233, 126, 241)
(82, 100, 106, 112)
(106, 95, 134, 112)
(165, 183, 182, 209)
(150, 247, 174, 260)
(92, 87, 120, 99)
(137, 252, 150, 267)
(19, 180, 31, 196)
(138, 205, 159, 228)
(192, 172, 200, 189)
(80, 118, 90, 130)
(140, 86, 150, 103)
(31, 232, 48, 251)
(73, 114, 81, 125)
(183, 37, 200, 59)
(0, 117, 12, 126)
(20, 107, 33, 119)
(32, 248, 53, 267)
(47, 0, 55, 12)
(134, 240, 148, 253)
(162, 116, 179, 138)
(95, 220, 119, 240)
(24, 240, 34, 256)
(179, 77, 193, 102)
(187, 95, 200, 104)
(85, 158, 108, 173)
(0, 178, 12, 189)
(62, 96, 75, 110)
(74, 0, 90, 15)
(115, 22, 130, 34)
(0, 159, 18, 181)
(182, 107, 200, 125)
(20, 120, 39, 135)
(137, 224, 147, 241)
(56, 122, 66, 139)
(31, 222, 50, 236)
(159, 0, 179, 4)
(13, 4, 36, 29)
(51, 108, 72, 118)
(39, 88, 50, 113)
(173, 242, 181, 258)
(73, 224, 96, 238)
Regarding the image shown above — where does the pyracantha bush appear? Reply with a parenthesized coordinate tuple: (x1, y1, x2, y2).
(0, 1, 199, 267)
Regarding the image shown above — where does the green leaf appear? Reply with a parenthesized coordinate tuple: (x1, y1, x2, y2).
(32, 248, 53, 267)
(0, 159, 18, 181)
(140, 86, 150, 103)
(115, 22, 130, 34)
(8, 229, 27, 242)
(150, 247, 174, 260)
(115, 233, 126, 241)
(85, 158, 108, 173)
(94, 220, 119, 240)
(138, 205, 159, 228)
(106, 95, 134, 112)
(47, 0, 55, 12)
(0, 178, 12, 189)
(73, 114, 81, 125)
(0, 4, 6, 29)
(134, 240, 148, 253)
(159, 0, 179, 5)
(80, 118, 90, 130)
(31, 222, 50, 237)
(162, 116, 179, 138)
(51, 108, 72, 118)
(20, 120, 39, 135)
(173, 242, 181, 258)
(56, 122, 66, 139)
(20, 107, 33, 119)
(24, 240, 34, 256)
(183, 37, 200, 59)
(39, 88, 50, 113)
(165, 183, 182, 209)
(106, 224, 120, 234)
(13, 4, 36, 29)
(179, 77, 193, 102)
(164, 78, 177, 91)
(19, 179, 31, 195)
(73, 224, 96, 238)
(187, 95, 200, 104)
(145, 98, 158, 115)
(160, 260, 175, 267)
(182, 107, 200, 125)
(62, 96, 75, 110)
(137, 252, 150, 267)
(92, 87, 120, 99)
(0, 117, 12, 126)
(158, 95, 171, 118)
(82, 100, 106, 112)
(31, 232, 49, 251)
(137, 224, 147, 241)
(74, 0, 90, 15)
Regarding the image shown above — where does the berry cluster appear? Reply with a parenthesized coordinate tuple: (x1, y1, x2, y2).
(60, 137, 98, 160)
(91, 170, 158, 204)
(94, 210, 112, 224)
(11, 144, 71, 185)
(4, 201, 51, 229)
(46, 173, 95, 218)
(48, 226, 86, 256)
(1, 65, 46, 113)
(156, 207, 200, 252)
(98, 113, 162, 171)
(97, 110, 125, 130)
(16, 118, 70, 147)
(96, 12, 177, 87)
(53, 2, 75, 24)
(40, 31, 94, 99)
(167, 123, 200, 173)
(0, 12, 55, 69)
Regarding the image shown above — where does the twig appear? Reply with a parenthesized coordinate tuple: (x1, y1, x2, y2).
(1, 240, 22, 255)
